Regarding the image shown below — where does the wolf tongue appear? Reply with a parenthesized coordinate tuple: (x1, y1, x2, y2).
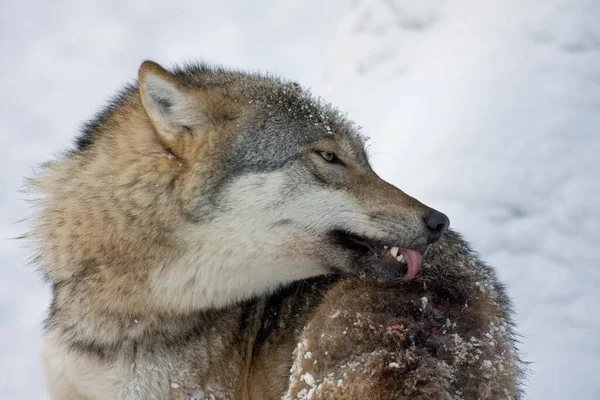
(400, 249, 422, 281)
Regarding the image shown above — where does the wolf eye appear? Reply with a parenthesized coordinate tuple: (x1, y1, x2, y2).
(318, 151, 337, 163)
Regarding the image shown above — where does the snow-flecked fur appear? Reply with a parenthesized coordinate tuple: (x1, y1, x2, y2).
(30, 61, 522, 399)
(284, 231, 523, 399)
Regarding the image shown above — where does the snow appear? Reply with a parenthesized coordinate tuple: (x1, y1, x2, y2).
(191, 388, 207, 400)
(1, 0, 599, 399)
(300, 373, 315, 387)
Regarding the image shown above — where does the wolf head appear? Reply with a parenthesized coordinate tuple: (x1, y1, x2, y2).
(32, 61, 449, 312)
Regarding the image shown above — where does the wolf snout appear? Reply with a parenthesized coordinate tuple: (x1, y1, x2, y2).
(423, 209, 450, 244)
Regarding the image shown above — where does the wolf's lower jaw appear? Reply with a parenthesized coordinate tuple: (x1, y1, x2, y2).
(149, 250, 328, 312)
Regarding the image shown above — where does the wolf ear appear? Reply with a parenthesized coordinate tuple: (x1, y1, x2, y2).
(138, 61, 225, 141)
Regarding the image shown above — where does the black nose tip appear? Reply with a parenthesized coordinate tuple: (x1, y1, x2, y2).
(424, 209, 450, 244)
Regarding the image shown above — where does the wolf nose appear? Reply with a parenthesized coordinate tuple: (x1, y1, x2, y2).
(424, 209, 450, 244)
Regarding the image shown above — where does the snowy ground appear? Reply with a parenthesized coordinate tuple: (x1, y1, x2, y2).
(1, 0, 598, 398)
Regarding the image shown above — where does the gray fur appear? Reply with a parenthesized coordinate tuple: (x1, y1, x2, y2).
(31, 60, 522, 399)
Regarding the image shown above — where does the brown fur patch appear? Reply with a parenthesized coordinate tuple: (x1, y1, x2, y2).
(283, 234, 522, 399)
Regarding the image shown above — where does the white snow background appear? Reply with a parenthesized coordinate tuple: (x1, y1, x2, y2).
(1, 0, 599, 398)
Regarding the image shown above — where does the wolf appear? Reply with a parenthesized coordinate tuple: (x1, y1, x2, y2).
(29, 60, 523, 399)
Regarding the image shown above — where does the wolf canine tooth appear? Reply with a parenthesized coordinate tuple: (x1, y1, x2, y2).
(396, 254, 404, 262)
(390, 247, 399, 257)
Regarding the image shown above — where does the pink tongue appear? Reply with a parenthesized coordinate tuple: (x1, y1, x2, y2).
(400, 249, 422, 280)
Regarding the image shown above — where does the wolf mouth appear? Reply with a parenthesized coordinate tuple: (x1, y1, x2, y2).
(331, 230, 424, 280)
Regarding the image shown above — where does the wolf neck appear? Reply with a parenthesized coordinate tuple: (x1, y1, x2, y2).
(48, 278, 268, 365)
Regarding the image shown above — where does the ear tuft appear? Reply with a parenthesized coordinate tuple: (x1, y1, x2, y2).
(138, 61, 202, 140)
